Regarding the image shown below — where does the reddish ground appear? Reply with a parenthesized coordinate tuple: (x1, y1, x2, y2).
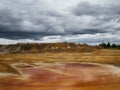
(0, 63, 120, 90)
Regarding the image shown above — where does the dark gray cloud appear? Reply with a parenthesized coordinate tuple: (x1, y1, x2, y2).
(72, 1, 120, 16)
(0, 0, 120, 44)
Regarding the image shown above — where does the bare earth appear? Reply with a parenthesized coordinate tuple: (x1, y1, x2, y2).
(0, 49, 120, 90)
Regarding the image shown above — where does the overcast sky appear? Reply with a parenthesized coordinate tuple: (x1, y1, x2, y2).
(0, 0, 120, 45)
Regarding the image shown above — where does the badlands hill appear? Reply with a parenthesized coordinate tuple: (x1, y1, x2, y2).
(0, 42, 102, 54)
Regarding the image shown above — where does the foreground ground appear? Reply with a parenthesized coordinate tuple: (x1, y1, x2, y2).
(0, 49, 120, 90)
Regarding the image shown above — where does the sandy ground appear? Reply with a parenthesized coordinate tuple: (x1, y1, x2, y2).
(0, 62, 120, 90)
(0, 49, 120, 90)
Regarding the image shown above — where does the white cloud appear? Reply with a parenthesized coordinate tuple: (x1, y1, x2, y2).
(0, 0, 120, 44)
(0, 33, 119, 45)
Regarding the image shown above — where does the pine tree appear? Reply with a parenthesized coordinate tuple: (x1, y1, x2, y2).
(107, 42, 111, 47)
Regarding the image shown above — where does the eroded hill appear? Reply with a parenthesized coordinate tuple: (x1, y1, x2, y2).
(0, 42, 102, 54)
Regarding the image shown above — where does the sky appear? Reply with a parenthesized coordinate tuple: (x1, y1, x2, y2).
(0, 0, 120, 45)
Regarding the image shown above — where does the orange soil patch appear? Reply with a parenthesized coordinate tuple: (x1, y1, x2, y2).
(0, 63, 120, 90)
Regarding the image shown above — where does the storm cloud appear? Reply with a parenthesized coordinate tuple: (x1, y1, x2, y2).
(0, 0, 120, 44)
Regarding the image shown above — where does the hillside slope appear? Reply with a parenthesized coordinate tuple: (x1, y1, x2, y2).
(0, 42, 102, 54)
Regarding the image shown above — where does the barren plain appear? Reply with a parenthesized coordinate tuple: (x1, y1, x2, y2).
(0, 43, 120, 90)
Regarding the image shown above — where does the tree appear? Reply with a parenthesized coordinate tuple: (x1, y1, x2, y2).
(99, 42, 107, 48)
(112, 44, 117, 48)
(99, 42, 120, 49)
(107, 42, 111, 47)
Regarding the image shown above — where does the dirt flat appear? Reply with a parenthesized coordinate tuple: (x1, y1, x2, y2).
(0, 62, 120, 90)
(0, 49, 120, 90)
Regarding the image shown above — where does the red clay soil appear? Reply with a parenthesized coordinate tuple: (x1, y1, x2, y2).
(0, 63, 120, 90)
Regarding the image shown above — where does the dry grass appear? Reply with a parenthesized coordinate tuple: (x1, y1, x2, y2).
(0, 49, 120, 66)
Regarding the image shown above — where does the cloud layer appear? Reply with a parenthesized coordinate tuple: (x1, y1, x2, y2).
(0, 0, 120, 44)
(0, 33, 119, 45)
